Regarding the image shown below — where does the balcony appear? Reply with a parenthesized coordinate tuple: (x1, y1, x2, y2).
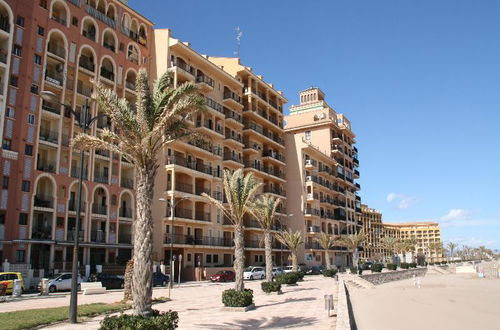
(223, 152, 243, 164)
(90, 230, 106, 243)
(263, 151, 285, 163)
(51, 15, 67, 26)
(0, 50, 7, 64)
(164, 234, 233, 247)
(79, 57, 95, 72)
(82, 29, 96, 42)
(94, 173, 109, 184)
(169, 207, 193, 219)
(263, 186, 286, 197)
(34, 195, 54, 208)
(125, 81, 136, 91)
(168, 182, 193, 194)
(45, 71, 64, 87)
(37, 160, 57, 173)
(42, 102, 61, 115)
(39, 128, 59, 144)
(67, 230, 84, 242)
(165, 156, 221, 178)
(223, 91, 242, 106)
(119, 207, 133, 218)
(305, 208, 320, 216)
(196, 75, 214, 89)
(47, 44, 65, 59)
(225, 132, 243, 144)
(224, 108, 242, 123)
(354, 169, 360, 177)
(68, 200, 86, 212)
(308, 226, 321, 233)
(194, 211, 211, 222)
(355, 183, 361, 190)
(120, 178, 134, 189)
(77, 82, 93, 97)
(262, 166, 285, 180)
(92, 204, 107, 215)
(100, 67, 114, 82)
(204, 96, 224, 115)
(71, 167, 88, 180)
(353, 158, 359, 166)
(95, 149, 110, 158)
(0, 16, 10, 33)
(103, 42, 115, 52)
(85, 5, 115, 28)
(119, 233, 132, 244)
(31, 228, 53, 240)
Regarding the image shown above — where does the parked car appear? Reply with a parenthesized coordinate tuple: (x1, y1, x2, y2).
(152, 272, 170, 287)
(210, 270, 235, 282)
(42, 273, 83, 293)
(306, 265, 324, 275)
(243, 266, 265, 280)
(283, 266, 294, 273)
(0, 272, 24, 294)
(88, 273, 124, 290)
(272, 267, 284, 277)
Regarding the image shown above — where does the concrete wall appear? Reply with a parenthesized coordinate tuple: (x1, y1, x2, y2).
(360, 268, 427, 285)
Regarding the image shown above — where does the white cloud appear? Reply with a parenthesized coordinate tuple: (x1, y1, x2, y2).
(440, 209, 471, 221)
(386, 193, 418, 210)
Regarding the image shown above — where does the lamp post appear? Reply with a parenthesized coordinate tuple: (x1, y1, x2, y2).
(41, 90, 104, 324)
(159, 195, 188, 298)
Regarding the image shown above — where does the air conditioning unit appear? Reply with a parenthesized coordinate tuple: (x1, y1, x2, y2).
(306, 175, 312, 181)
(305, 159, 312, 166)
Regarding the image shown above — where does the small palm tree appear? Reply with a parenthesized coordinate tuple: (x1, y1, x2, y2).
(315, 232, 336, 270)
(447, 242, 457, 261)
(380, 236, 399, 263)
(252, 194, 282, 282)
(338, 231, 366, 268)
(73, 69, 205, 316)
(202, 169, 261, 291)
(276, 230, 304, 272)
(400, 238, 417, 262)
(428, 242, 443, 262)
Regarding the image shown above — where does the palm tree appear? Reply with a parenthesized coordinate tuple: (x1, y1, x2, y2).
(380, 236, 399, 263)
(315, 232, 336, 270)
(252, 194, 282, 282)
(202, 169, 261, 291)
(72, 69, 205, 316)
(447, 242, 458, 262)
(400, 238, 417, 263)
(276, 230, 304, 272)
(338, 231, 367, 268)
(428, 242, 443, 263)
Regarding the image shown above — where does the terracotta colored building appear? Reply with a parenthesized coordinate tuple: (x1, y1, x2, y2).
(0, 0, 153, 271)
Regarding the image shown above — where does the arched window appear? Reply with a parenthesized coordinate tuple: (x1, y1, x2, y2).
(100, 57, 115, 82)
(81, 17, 98, 42)
(50, 0, 69, 27)
(127, 44, 139, 64)
(102, 29, 117, 52)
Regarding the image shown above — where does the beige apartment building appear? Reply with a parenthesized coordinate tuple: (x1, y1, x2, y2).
(151, 32, 289, 278)
(384, 222, 443, 262)
(284, 87, 361, 267)
(360, 204, 389, 261)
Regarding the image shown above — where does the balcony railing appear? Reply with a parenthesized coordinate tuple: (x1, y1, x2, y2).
(86, 5, 115, 28)
(68, 200, 86, 212)
(90, 230, 106, 243)
(263, 186, 286, 197)
(0, 51, 6, 64)
(94, 173, 109, 184)
(223, 91, 242, 105)
(263, 151, 285, 162)
(31, 228, 52, 240)
(92, 203, 107, 215)
(125, 81, 136, 91)
(119, 233, 132, 244)
(79, 57, 95, 72)
(82, 29, 96, 42)
(0, 16, 10, 33)
(47, 43, 66, 58)
(77, 82, 93, 97)
(42, 102, 61, 115)
(39, 128, 59, 144)
(120, 178, 134, 189)
(223, 152, 243, 164)
(100, 67, 115, 81)
(103, 42, 116, 52)
(71, 167, 88, 179)
(164, 234, 233, 247)
(194, 212, 211, 222)
(165, 156, 221, 177)
(224, 108, 242, 123)
(34, 195, 54, 208)
(51, 15, 67, 26)
(204, 96, 224, 114)
(37, 160, 57, 173)
(45, 71, 64, 86)
(67, 230, 84, 241)
(196, 75, 214, 88)
(168, 207, 193, 219)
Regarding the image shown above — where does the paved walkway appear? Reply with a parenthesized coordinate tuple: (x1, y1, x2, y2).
(4, 276, 337, 329)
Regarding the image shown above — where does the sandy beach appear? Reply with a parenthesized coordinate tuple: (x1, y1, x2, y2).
(350, 273, 500, 330)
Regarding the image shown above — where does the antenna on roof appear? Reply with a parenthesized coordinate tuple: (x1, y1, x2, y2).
(234, 26, 243, 58)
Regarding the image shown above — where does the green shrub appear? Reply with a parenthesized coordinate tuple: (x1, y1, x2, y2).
(322, 269, 337, 277)
(221, 289, 253, 307)
(441, 261, 447, 265)
(350, 267, 357, 274)
(297, 270, 305, 280)
(400, 263, 410, 269)
(261, 281, 281, 293)
(409, 263, 417, 268)
(276, 272, 300, 285)
(371, 264, 383, 272)
(100, 310, 178, 330)
(383, 263, 395, 271)
(358, 268, 363, 275)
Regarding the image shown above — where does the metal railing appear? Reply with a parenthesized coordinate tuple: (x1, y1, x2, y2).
(92, 203, 107, 215)
(164, 234, 233, 247)
(34, 195, 54, 208)
(196, 75, 214, 87)
(120, 178, 134, 189)
(86, 5, 115, 28)
(68, 200, 86, 212)
(119, 207, 133, 218)
(37, 160, 57, 173)
(79, 57, 95, 71)
(90, 230, 106, 243)
(93, 173, 109, 184)
(223, 91, 242, 104)
(47, 43, 66, 58)
(45, 71, 64, 86)
(39, 128, 59, 144)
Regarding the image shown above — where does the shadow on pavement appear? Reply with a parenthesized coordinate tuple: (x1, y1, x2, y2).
(197, 315, 317, 329)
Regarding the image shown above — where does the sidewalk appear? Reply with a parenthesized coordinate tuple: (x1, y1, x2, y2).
(42, 276, 338, 330)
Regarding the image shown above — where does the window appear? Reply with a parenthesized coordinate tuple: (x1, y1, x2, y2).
(6, 107, 14, 118)
(0, 214, 4, 224)
(16, 250, 25, 262)
(187, 254, 191, 262)
(19, 213, 28, 225)
(21, 180, 30, 192)
(2, 176, 8, 189)
(39, 0, 47, 9)
(72, 17, 78, 26)
(37, 26, 44, 36)
(304, 130, 311, 140)
(28, 114, 35, 125)
(9, 75, 18, 87)
(34, 54, 42, 65)
(213, 254, 219, 264)
(16, 16, 25, 27)
(25, 144, 33, 156)
(30, 84, 39, 94)
(206, 254, 212, 263)
(13, 45, 22, 57)
(2, 139, 11, 150)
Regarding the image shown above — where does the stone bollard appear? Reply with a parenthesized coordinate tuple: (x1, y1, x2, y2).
(12, 279, 22, 297)
(40, 278, 49, 296)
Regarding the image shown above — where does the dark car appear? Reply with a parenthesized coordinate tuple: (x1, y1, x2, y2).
(306, 265, 325, 275)
(152, 272, 170, 287)
(88, 273, 124, 290)
(210, 270, 235, 282)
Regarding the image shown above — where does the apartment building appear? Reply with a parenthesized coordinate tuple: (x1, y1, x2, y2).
(0, 0, 153, 272)
(360, 204, 389, 261)
(150, 34, 289, 278)
(284, 87, 361, 267)
(384, 222, 443, 262)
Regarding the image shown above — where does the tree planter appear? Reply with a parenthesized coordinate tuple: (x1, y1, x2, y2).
(285, 283, 298, 287)
(221, 304, 255, 312)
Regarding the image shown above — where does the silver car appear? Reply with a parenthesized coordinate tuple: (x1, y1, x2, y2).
(46, 273, 83, 293)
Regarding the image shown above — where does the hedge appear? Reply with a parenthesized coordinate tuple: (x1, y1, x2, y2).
(261, 281, 281, 293)
(371, 264, 384, 272)
(276, 272, 300, 285)
(100, 310, 178, 330)
(222, 289, 253, 307)
(322, 269, 337, 277)
(386, 263, 397, 271)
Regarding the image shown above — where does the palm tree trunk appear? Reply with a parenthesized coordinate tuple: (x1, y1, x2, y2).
(325, 251, 331, 270)
(234, 224, 245, 291)
(291, 252, 298, 272)
(132, 169, 155, 316)
(352, 249, 359, 268)
(264, 231, 273, 282)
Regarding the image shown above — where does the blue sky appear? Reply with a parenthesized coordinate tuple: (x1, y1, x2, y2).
(131, 0, 500, 249)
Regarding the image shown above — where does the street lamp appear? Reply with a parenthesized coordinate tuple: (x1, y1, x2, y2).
(159, 195, 188, 298)
(40, 90, 104, 324)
